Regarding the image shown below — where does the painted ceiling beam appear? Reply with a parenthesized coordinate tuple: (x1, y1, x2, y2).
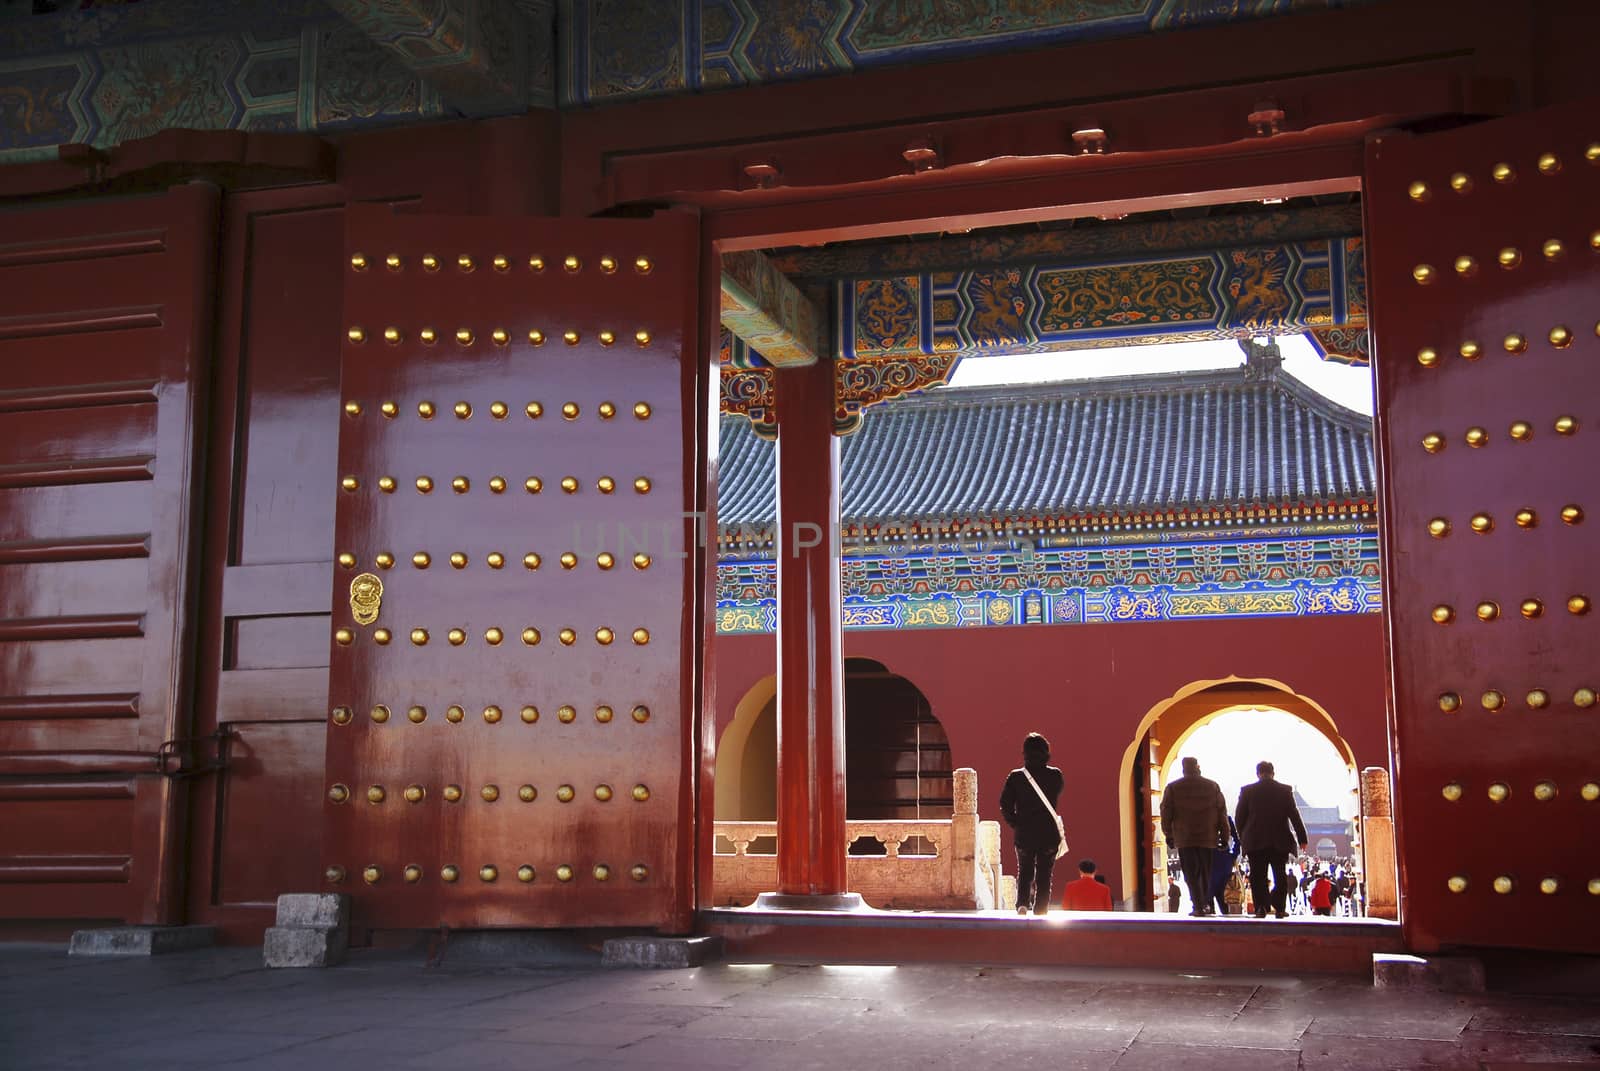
(720, 251, 824, 368)
(766, 203, 1361, 279)
(326, 0, 555, 115)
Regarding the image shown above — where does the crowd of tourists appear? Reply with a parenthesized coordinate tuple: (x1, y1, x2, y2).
(997, 732, 1361, 917)
(1166, 855, 1363, 918)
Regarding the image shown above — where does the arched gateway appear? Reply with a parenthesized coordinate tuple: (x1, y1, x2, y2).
(1120, 677, 1371, 912)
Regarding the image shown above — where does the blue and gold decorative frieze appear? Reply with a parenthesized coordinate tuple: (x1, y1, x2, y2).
(770, 204, 1362, 279)
(714, 533, 1382, 633)
(836, 240, 1365, 360)
(561, 0, 1373, 107)
(0, 0, 555, 163)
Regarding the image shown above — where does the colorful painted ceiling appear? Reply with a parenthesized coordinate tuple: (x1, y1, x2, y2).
(560, 0, 1376, 106)
(720, 203, 1369, 437)
(0, 0, 554, 163)
(2, 0, 1373, 161)
(718, 363, 1376, 538)
(836, 236, 1365, 359)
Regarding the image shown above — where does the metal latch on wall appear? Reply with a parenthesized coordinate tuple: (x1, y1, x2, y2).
(154, 724, 235, 779)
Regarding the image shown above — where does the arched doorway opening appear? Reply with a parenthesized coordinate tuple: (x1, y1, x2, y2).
(840, 658, 951, 857)
(1163, 708, 1359, 914)
(713, 659, 952, 854)
(1117, 676, 1370, 913)
(713, 674, 777, 823)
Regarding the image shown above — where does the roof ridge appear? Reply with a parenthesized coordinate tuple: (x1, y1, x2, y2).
(892, 364, 1253, 408)
(1269, 369, 1372, 432)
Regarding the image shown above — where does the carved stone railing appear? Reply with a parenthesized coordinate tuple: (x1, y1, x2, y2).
(714, 768, 1000, 910)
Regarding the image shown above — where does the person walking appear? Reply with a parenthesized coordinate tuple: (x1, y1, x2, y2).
(1159, 756, 1229, 917)
(1235, 760, 1309, 919)
(1061, 859, 1114, 911)
(998, 732, 1064, 916)
(1208, 815, 1240, 915)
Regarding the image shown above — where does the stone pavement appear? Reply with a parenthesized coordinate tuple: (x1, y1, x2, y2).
(1, 943, 1598, 1070)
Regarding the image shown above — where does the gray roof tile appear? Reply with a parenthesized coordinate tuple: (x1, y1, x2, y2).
(717, 368, 1374, 531)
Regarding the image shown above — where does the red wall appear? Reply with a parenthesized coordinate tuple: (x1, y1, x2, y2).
(713, 613, 1389, 903)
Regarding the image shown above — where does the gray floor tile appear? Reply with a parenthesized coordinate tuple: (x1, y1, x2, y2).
(1112, 1040, 1301, 1069)
(1457, 1028, 1600, 1064)
(1299, 1032, 1483, 1069)
(4, 945, 1600, 1070)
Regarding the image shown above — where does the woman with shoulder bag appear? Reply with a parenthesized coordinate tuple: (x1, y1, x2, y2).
(998, 732, 1067, 916)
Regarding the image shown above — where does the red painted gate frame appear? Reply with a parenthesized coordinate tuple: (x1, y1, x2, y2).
(551, 0, 1594, 938)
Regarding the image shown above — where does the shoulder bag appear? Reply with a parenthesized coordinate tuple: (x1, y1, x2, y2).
(1022, 768, 1069, 860)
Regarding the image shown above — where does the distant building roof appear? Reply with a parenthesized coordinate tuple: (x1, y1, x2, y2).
(1293, 788, 1349, 829)
(718, 366, 1375, 533)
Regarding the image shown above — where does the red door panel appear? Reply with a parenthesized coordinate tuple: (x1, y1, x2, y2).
(322, 206, 706, 930)
(0, 186, 219, 925)
(0, 484, 153, 543)
(185, 188, 351, 940)
(0, 406, 156, 468)
(1366, 103, 1599, 953)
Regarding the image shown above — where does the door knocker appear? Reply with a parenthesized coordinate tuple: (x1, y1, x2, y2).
(349, 572, 383, 626)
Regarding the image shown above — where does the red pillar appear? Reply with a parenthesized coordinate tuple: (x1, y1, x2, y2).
(769, 357, 851, 903)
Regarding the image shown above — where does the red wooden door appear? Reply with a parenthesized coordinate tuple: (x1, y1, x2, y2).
(0, 186, 218, 926)
(184, 186, 353, 940)
(1367, 103, 1598, 953)
(322, 207, 707, 930)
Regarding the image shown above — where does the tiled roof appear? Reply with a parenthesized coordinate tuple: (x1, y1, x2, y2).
(717, 368, 1375, 531)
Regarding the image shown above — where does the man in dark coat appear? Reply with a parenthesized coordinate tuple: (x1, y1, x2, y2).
(1159, 756, 1229, 916)
(1235, 760, 1309, 919)
(998, 732, 1064, 915)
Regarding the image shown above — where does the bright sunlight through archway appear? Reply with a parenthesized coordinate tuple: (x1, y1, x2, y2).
(1169, 707, 1357, 819)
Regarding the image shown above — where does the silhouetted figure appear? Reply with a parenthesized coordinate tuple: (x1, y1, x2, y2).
(999, 733, 1064, 915)
(1160, 756, 1229, 916)
(1062, 859, 1113, 911)
(1236, 760, 1309, 919)
(1209, 815, 1240, 915)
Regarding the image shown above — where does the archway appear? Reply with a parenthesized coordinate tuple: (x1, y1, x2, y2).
(714, 674, 776, 821)
(1116, 676, 1368, 912)
(714, 659, 952, 824)
(713, 659, 947, 832)
(1164, 707, 1359, 914)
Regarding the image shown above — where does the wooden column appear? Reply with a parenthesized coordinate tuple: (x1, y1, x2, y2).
(769, 357, 851, 903)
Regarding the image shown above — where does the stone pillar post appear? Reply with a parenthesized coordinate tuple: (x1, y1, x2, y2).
(951, 768, 979, 906)
(980, 821, 1003, 910)
(756, 358, 857, 910)
(1361, 766, 1398, 920)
